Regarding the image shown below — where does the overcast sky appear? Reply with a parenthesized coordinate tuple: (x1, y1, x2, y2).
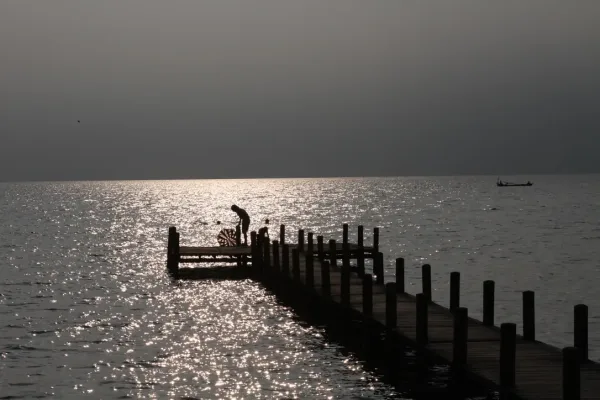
(1, 1, 599, 181)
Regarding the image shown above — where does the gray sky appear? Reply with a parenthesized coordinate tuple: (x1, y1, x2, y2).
(1, 1, 599, 181)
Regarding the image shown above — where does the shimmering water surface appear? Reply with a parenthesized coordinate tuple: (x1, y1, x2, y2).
(1, 176, 599, 399)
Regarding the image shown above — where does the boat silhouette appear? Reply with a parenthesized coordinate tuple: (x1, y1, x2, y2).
(497, 177, 533, 187)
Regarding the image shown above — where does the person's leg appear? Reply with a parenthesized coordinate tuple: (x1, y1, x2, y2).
(242, 219, 250, 245)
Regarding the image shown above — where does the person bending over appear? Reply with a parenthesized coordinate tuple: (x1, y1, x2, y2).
(231, 205, 250, 245)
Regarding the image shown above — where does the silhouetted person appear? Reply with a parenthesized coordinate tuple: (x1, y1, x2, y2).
(231, 205, 250, 245)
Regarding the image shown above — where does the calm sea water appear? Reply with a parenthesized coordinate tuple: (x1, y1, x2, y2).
(1, 175, 599, 399)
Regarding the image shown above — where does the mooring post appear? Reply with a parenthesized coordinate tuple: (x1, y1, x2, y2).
(453, 307, 468, 382)
(373, 227, 379, 253)
(322, 261, 331, 297)
(306, 233, 314, 288)
(328, 239, 336, 268)
(385, 282, 397, 329)
(282, 244, 290, 277)
(342, 223, 349, 247)
(563, 346, 581, 400)
(450, 272, 460, 311)
(422, 264, 432, 303)
(363, 274, 373, 318)
(394, 257, 405, 293)
(574, 304, 588, 362)
(500, 322, 517, 388)
(341, 244, 350, 308)
(375, 252, 384, 284)
(357, 225, 365, 277)
(172, 231, 180, 271)
(279, 224, 285, 245)
(317, 235, 324, 261)
(483, 280, 495, 326)
(272, 240, 280, 273)
(416, 293, 428, 346)
(523, 291, 535, 341)
(292, 248, 300, 283)
(167, 227, 176, 270)
(298, 229, 304, 252)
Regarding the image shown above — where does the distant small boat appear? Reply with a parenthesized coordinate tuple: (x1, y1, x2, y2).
(497, 178, 533, 187)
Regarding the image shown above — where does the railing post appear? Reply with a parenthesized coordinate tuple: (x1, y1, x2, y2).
(280, 224, 285, 245)
(373, 227, 379, 253)
(374, 252, 384, 284)
(417, 293, 428, 346)
(450, 271, 460, 311)
(317, 235, 324, 261)
(500, 322, 517, 388)
(341, 243, 350, 308)
(422, 264, 432, 303)
(306, 233, 314, 288)
(328, 239, 336, 268)
(395, 257, 405, 293)
(342, 223, 349, 247)
(483, 280, 495, 326)
(298, 229, 304, 252)
(563, 346, 581, 400)
(574, 304, 588, 362)
(363, 274, 373, 318)
(385, 282, 397, 329)
(357, 225, 365, 277)
(523, 291, 535, 341)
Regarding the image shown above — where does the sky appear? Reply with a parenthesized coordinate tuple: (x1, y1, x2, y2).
(1, 1, 599, 181)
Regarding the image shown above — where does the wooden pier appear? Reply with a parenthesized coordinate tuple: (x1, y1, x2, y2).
(166, 224, 598, 399)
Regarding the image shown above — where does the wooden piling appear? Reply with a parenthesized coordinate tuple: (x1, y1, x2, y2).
(250, 231, 257, 275)
(282, 244, 290, 277)
(292, 248, 300, 283)
(363, 274, 373, 318)
(373, 227, 380, 253)
(374, 252, 384, 285)
(416, 293, 428, 346)
(450, 271, 460, 311)
(341, 244, 350, 308)
(385, 282, 397, 329)
(280, 224, 285, 245)
(317, 235, 324, 261)
(395, 257, 405, 293)
(563, 346, 581, 400)
(306, 233, 314, 288)
(298, 229, 305, 252)
(357, 225, 365, 277)
(500, 322, 517, 388)
(343, 223, 349, 246)
(453, 307, 468, 381)
(322, 261, 331, 297)
(483, 280, 495, 326)
(523, 290, 535, 341)
(328, 239, 336, 268)
(574, 304, 588, 362)
(272, 240, 280, 272)
(263, 239, 271, 271)
(422, 264, 432, 303)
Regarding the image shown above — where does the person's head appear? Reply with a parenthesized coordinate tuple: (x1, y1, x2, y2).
(265, 218, 269, 224)
(231, 205, 238, 212)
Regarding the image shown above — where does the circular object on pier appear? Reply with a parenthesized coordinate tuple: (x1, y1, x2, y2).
(217, 228, 237, 246)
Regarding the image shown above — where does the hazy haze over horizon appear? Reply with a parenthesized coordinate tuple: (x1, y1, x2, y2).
(1, 1, 599, 182)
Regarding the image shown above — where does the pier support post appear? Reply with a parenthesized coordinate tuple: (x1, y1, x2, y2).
(317, 235, 324, 261)
(357, 225, 365, 277)
(343, 223, 349, 247)
(263, 240, 271, 278)
(167, 227, 178, 272)
(453, 307, 468, 383)
(292, 248, 300, 283)
(373, 227, 379, 253)
(363, 274, 373, 318)
(563, 346, 581, 400)
(298, 229, 304, 252)
(422, 264, 432, 303)
(395, 258, 405, 293)
(341, 244, 350, 308)
(417, 293, 428, 346)
(306, 233, 314, 288)
(272, 240, 280, 273)
(280, 224, 285, 245)
(483, 280, 495, 326)
(328, 240, 336, 268)
(282, 244, 290, 277)
(574, 304, 588, 362)
(523, 291, 535, 341)
(385, 282, 397, 329)
(322, 261, 331, 298)
(450, 272, 460, 311)
(374, 252, 384, 285)
(250, 231, 257, 276)
(500, 322, 517, 388)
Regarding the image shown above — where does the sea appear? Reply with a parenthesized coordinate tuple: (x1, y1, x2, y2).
(1, 175, 599, 399)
